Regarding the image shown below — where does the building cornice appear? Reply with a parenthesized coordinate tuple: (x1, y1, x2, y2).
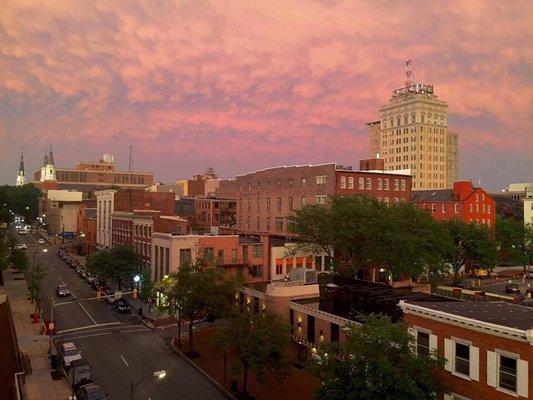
(399, 301, 531, 345)
(289, 300, 360, 327)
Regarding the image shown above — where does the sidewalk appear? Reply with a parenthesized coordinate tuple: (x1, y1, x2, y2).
(3, 267, 70, 400)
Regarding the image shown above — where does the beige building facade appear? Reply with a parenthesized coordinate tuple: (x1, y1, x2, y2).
(370, 83, 459, 190)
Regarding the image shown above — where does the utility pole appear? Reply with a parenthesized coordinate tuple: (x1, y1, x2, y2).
(48, 292, 54, 354)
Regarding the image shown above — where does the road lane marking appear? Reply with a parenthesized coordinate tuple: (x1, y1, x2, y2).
(55, 332, 112, 342)
(120, 355, 129, 367)
(120, 328, 151, 334)
(56, 322, 121, 335)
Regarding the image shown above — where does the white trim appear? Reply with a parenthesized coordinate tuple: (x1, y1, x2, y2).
(289, 301, 358, 327)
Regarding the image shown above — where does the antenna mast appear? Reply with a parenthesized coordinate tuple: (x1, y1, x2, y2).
(128, 145, 133, 172)
(405, 59, 413, 87)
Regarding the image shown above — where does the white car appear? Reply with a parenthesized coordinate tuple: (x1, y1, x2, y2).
(15, 243, 27, 250)
(37, 239, 46, 244)
(59, 342, 82, 367)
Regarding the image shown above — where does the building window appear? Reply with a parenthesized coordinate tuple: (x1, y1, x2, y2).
(330, 323, 339, 342)
(266, 217, 270, 230)
(377, 178, 382, 190)
(275, 217, 283, 231)
(366, 178, 372, 190)
(277, 179, 282, 187)
(499, 355, 517, 392)
(288, 197, 294, 210)
(417, 332, 430, 357)
(289, 178, 293, 188)
(315, 195, 327, 204)
(348, 176, 354, 189)
(487, 204, 491, 213)
(358, 177, 364, 189)
(469, 204, 473, 213)
(442, 204, 447, 213)
(266, 197, 271, 212)
(394, 179, 399, 190)
(247, 198, 251, 211)
(217, 249, 224, 264)
(431, 204, 436, 213)
(307, 315, 315, 343)
(400, 179, 406, 191)
(253, 245, 263, 258)
(257, 198, 261, 212)
(455, 342, 470, 376)
(231, 249, 237, 263)
(454, 204, 459, 214)
(316, 175, 327, 185)
(384, 179, 389, 190)
(301, 177, 306, 187)
(340, 176, 346, 189)
(277, 197, 282, 212)
(301, 196, 306, 206)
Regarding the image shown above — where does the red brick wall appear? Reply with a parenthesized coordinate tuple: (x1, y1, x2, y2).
(404, 313, 532, 400)
(334, 171, 411, 203)
(236, 164, 336, 236)
(111, 219, 133, 247)
(114, 190, 175, 215)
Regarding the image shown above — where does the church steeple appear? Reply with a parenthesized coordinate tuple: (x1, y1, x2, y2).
(16, 154, 25, 186)
(40, 146, 57, 182)
(43, 149, 48, 167)
(48, 146, 54, 165)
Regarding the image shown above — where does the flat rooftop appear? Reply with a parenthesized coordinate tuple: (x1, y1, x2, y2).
(409, 301, 533, 331)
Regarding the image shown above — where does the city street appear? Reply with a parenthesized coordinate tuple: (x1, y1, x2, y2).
(17, 231, 225, 400)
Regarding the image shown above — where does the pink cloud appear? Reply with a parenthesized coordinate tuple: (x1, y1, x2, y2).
(0, 0, 531, 189)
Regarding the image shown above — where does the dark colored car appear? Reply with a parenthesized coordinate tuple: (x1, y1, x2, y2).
(75, 383, 107, 400)
(114, 298, 131, 313)
(505, 283, 520, 294)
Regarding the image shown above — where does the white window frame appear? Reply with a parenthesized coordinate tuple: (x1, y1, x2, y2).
(488, 349, 528, 398)
(315, 175, 327, 185)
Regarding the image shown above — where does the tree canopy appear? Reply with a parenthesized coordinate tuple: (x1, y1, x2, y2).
(0, 184, 41, 223)
(213, 310, 291, 399)
(496, 218, 533, 267)
(314, 314, 446, 400)
(288, 196, 450, 280)
(86, 245, 141, 289)
(157, 257, 240, 354)
(441, 219, 498, 284)
(9, 248, 29, 272)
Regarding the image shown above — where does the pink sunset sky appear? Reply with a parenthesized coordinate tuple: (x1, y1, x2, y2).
(1, 1, 532, 190)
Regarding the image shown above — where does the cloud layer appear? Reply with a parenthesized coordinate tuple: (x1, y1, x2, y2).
(1, 0, 532, 189)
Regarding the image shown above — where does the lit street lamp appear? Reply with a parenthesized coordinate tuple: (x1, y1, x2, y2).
(130, 370, 166, 400)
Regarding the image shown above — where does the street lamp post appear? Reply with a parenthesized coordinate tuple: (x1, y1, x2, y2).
(130, 370, 166, 400)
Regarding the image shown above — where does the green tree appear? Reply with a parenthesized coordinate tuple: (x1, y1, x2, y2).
(496, 218, 533, 267)
(157, 257, 240, 355)
(213, 310, 291, 399)
(9, 248, 29, 272)
(314, 315, 446, 400)
(0, 233, 9, 270)
(86, 245, 140, 290)
(288, 196, 448, 280)
(442, 220, 498, 285)
(27, 263, 47, 314)
(0, 184, 41, 222)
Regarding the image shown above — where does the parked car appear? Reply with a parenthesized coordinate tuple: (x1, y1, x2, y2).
(18, 230, 27, 235)
(65, 358, 93, 390)
(37, 238, 46, 244)
(76, 268, 87, 279)
(56, 284, 71, 297)
(114, 298, 131, 314)
(75, 383, 107, 400)
(59, 342, 82, 367)
(505, 283, 520, 294)
(15, 243, 27, 250)
(472, 268, 489, 278)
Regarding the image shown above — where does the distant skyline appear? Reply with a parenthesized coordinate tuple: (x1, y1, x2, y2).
(1, 1, 532, 190)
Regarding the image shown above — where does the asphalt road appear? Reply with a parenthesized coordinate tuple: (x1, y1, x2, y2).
(16, 230, 225, 400)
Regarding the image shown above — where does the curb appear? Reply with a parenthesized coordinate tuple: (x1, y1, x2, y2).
(170, 341, 236, 400)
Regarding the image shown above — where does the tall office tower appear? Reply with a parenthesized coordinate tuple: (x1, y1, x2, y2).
(369, 60, 459, 189)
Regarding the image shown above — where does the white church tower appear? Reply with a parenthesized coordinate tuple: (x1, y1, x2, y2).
(16, 154, 25, 186)
(40, 147, 56, 181)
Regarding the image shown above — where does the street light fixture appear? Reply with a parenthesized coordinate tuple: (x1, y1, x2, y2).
(130, 370, 167, 400)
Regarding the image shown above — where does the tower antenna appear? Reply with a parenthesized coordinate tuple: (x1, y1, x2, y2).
(405, 59, 413, 87)
(128, 144, 133, 172)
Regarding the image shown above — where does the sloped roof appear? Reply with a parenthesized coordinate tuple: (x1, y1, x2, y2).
(411, 189, 454, 202)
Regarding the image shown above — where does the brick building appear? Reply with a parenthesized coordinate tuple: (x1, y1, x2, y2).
(151, 233, 269, 290)
(77, 207, 96, 255)
(96, 189, 175, 249)
(235, 163, 411, 236)
(33, 152, 153, 196)
(412, 181, 496, 229)
(194, 197, 236, 232)
(400, 301, 531, 400)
